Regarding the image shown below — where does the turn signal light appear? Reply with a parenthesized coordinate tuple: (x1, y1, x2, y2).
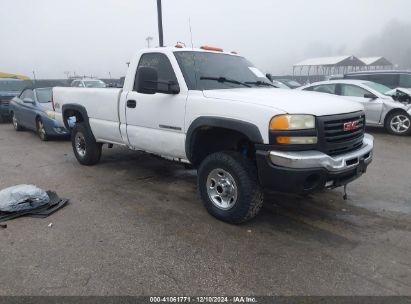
(276, 136, 318, 145)
(270, 116, 289, 130)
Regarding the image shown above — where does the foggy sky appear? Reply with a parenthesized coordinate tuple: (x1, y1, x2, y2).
(1, 0, 411, 79)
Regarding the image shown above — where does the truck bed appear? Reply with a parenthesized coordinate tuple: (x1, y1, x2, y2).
(53, 87, 124, 144)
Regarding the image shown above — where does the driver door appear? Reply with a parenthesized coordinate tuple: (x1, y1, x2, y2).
(125, 53, 187, 159)
(339, 84, 383, 125)
(18, 89, 36, 129)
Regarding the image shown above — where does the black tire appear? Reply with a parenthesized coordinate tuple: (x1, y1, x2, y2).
(384, 111, 411, 136)
(11, 112, 23, 131)
(198, 151, 264, 224)
(71, 122, 102, 166)
(36, 118, 49, 141)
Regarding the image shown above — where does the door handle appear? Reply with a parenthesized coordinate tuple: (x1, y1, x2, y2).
(127, 100, 137, 108)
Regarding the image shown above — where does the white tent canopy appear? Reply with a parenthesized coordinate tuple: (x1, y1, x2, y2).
(359, 57, 393, 67)
(294, 56, 365, 67)
(293, 55, 366, 80)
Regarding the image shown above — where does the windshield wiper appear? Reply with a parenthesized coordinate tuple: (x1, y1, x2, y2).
(245, 81, 276, 87)
(200, 76, 251, 88)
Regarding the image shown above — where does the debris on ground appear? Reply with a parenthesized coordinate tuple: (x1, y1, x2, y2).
(0, 185, 68, 223)
(0, 184, 49, 212)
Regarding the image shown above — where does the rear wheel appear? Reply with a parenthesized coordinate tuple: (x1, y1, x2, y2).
(11, 112, 23, 131)
(198, 151, 264, 224)
(385, 111, 411, 136)
(71, 122, 102, 165)
(36, 118, 49, 141)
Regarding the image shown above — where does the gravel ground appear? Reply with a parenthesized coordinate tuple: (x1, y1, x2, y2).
(0, 123, 410, 296)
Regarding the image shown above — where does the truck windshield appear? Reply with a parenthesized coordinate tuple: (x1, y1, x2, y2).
(0, 80, 26, 92)
(174, 51, 269, 90)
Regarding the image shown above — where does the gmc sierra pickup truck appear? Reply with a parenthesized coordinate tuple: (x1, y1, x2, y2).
(53, 46, 374, 223)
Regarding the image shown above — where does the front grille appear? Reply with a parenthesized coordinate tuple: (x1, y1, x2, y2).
(318, 112, 365, 156)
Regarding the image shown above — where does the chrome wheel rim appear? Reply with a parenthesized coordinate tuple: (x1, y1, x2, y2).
(390, 114, 410, 133)
(206, 168, 238, 210)
(37, 120, 46, 139)
(74, 132, 87, 157)
(12, 114, 18, 129)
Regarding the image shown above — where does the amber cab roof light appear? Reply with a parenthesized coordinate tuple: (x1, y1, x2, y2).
(200, 45, 224, 52)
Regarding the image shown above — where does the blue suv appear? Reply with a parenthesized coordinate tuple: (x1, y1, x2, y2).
(0, 78, 26, 122)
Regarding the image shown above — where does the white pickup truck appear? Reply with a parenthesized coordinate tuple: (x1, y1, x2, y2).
(53, 46, 374, 223)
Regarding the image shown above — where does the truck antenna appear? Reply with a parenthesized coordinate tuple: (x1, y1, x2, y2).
(189, 17, 194, 49)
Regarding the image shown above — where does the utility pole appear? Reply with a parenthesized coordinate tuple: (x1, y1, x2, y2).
(32, 70, 37, 85)
(146, 36, 153, 48)
(157, 0, 164, 47)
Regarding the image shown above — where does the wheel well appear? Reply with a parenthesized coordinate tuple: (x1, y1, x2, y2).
(384, 108, 409, 124)
(189, 127, 255, 167)
(63, 109, 84, 125)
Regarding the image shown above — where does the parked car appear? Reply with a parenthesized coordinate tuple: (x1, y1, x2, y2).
(276, 79, 302, 89)
(9, 87, 69, 140)
(265, 74, 291, 89)
(298, 80, 411, 135)
(53, 46, 373, 224)
(0, 78, 26, 122)
(70, 78, 106, 88)
(271, 80, 291, 89)
(342, 70, 411, 89)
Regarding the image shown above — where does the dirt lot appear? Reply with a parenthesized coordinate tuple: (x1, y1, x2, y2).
(0, 123, 410, 296)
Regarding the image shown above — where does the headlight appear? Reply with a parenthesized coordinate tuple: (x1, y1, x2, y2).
(46, 110, 56, 120)
(270, 114, 315, 130)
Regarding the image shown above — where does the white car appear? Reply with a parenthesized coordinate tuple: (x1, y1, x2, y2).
(70, 78, 106, 88)
(299, 80, 411, 135)
(53, 46, 373, 223)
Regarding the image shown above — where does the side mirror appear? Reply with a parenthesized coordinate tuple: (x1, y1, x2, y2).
(364, 93, 377, 100)
(23, 97, 34, 104)
(135, 67, 158, 94)
(157, 80, 180, 94)
(135, 66, 180, 95)
(266, 73, 273, 82)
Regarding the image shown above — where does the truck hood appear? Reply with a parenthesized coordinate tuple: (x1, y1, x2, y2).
(202, 88, 364, 116)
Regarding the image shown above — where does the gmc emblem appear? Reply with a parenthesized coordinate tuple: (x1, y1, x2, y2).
(343, 121, 360, 132)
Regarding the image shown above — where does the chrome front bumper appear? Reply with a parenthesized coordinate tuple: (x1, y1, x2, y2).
(269, 134, 374, 172)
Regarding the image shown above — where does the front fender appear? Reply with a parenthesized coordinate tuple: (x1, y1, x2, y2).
(185, 116, 263, 162)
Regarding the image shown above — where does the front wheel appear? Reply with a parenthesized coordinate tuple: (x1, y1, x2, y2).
(36, 118, 49, 141)
(71, 122, 102, 165)
(385, 111, 411, 136)
(198, 151, 264, 224)
(11, 112, 23, 131)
